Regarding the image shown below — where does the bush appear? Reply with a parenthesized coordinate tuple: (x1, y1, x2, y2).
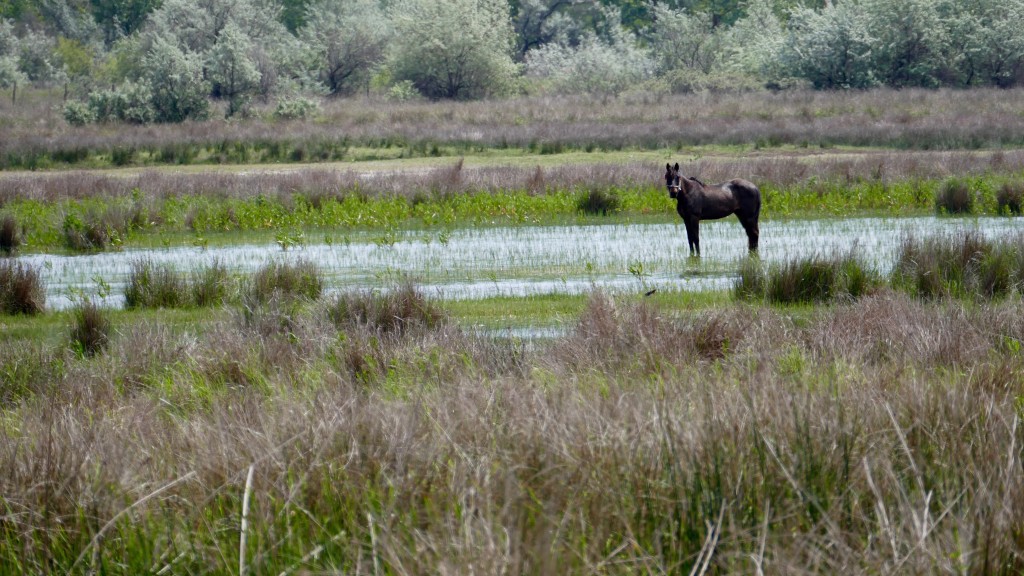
(63, 213, 110, 252)
(0, 260, 45, 315)
(69, 299, 110, 357)
(273, 96, 320, 120)
(997, 182, 1023, 215)
(935, 177, 974, 214)
(576, 188, 621, 215)
(0, 215, 20, 255)
(63, 100, 96, 126)
(247, 259, 324, 304)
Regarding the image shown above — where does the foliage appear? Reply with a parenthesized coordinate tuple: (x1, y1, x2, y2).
(734, 252, 880, 303)
(205, 21, 261, 117)
(273, 95, 318, 120)
(387, 0, 520, 100)
(143, 36, 209, 122)
(525, 29, 652, 96)
(299, 0, 389, 96)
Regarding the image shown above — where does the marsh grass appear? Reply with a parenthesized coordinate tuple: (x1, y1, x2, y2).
(735, 252, 880, 304)
(892, 231, 1024, 299)
(246, 259, 324, 305)
(575, 187, 621, 215)
(326, 283, 445, 335)
(2, 290, 1024, 573)
(124, 258, 187, 309)
(0, 259, 45, 315)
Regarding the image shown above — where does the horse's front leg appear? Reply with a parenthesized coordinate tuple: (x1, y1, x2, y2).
(684, 217, 700, 257)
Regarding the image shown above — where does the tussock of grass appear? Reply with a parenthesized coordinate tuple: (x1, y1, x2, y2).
(0, 260, 45, 315)
(69, 299, 110, 357)
(734, 252, 880, 304)
(326, 283, 445, 335)
(247, 259, 324, 305)
(575, 188, 621, 215)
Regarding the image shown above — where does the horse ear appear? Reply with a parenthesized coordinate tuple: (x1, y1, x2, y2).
(666, 163, 671, 171)
(673, 162, 680, 171)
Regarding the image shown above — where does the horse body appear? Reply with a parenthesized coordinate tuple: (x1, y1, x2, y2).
(666, 163, 760, 256)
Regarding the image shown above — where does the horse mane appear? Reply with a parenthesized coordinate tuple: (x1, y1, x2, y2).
(688, 176, 705, 187)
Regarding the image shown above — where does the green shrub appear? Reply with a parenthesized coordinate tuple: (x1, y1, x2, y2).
(935, 177, 974, 214)
(576, 188, 621, 216)
(62, 100, 96, 126)
(273, 96, 320, 120)
(0, 260, 45, 315)
(62, 213, 109, 252)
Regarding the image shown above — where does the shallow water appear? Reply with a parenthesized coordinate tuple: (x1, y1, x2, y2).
(18, 216, 1022, 310)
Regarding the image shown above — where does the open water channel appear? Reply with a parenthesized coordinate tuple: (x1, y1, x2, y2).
(18, 216, 1023, 310)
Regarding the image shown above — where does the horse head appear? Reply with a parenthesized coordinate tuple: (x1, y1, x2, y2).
(665, 162, 682, 198)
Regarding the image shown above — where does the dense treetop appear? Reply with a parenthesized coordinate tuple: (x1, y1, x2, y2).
(1, 0, 1022, 124)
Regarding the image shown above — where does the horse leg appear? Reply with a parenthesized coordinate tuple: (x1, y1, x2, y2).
(684, 218, 700, 256)
(738, 214, 759, 252)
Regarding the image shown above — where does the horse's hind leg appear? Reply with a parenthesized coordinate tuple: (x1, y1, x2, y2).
(738, 214, 759, 252)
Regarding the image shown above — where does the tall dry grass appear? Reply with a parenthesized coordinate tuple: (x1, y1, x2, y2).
(7, 89, 1024, 169)
(1, 290, 1022, 573)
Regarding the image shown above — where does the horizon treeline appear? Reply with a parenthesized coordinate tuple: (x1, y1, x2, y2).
(1, 0, 1022, 125)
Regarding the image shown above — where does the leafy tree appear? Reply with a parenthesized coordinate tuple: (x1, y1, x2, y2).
(948, 0, 1024, 87)
(55, 35, 95, 95)
(783, 0, 875, 89)
(143, 35, 208, 121)
(525, 26, 653, 95)
(647, 5, 720, 75)
(299, 0, 388, 96)
(862, 0, 946, 88)
(719, 0, 787, 84)
(511, 0, 607, 60)
(89, 0, 161, 45)
(206, 21, 260, 116)
(387, 0, 519, 100)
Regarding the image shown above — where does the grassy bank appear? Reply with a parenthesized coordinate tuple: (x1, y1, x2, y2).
(2, 155, 1023, 253)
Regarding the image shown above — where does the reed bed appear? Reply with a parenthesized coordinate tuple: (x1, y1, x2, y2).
(1, 289, 1022, 574)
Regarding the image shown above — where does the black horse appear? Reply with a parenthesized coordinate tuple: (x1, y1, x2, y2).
(665, 162, 761, 256)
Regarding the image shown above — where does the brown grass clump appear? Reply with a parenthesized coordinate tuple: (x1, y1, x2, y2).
(246, 259, 324, 305)
(0, 215, 20, 255)
(934, 177, 974, 214)
(326, 283, 445, 336)
(68, 299, 111, 357)
(0, 259, 45, 315)
(997, 181, 1024, 214)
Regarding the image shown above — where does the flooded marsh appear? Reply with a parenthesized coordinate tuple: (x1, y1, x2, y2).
(17, 215, 1022, 310)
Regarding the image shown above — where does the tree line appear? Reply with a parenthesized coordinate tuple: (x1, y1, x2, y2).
(1, 0, 1022, 125)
